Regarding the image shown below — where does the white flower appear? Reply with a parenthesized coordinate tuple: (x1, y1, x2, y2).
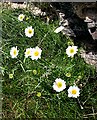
(25, 48, 33, 58)
(25, 26, 34, 38)
(53, 78, 66, 92)
(18, 14, 25, 21)
(66, 46, 78, 57)
(31, 46, 42, 60)
(10, 46, 19, 58)
(68, 86, 80, 98)
(54, 26, 64, 33)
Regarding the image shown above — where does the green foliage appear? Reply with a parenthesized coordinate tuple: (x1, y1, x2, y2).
(2, 8, 97, 119)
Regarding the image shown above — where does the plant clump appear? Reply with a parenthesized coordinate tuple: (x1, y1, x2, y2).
(2, 8, 97, 119)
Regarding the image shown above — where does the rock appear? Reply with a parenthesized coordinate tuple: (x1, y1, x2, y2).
(58, 12, 76, 37)
(80, 50, 97, 71)
(51, 2, 97, 40)
(72, 3, 97, 19)
(51, 2, 97, 70)
(89, 29, 97, 40)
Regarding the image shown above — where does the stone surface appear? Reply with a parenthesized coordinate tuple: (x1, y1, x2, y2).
(80, 50, 97, 71)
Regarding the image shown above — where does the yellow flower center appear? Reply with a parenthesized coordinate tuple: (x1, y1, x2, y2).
(57, 82, 62, 88)
(72, 89, 77, 94)
(34, 51, 39, 56)
(26, 50, 30, 55)
(13, 50, 17, 55)
(28, 29, 32, 34)
(70, 48, 74, 54)
(20, 16, 23, 19)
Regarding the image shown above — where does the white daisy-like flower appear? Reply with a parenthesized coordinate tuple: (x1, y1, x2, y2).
(53, 78, 66, 92)
(25, 26, 34, 38)
(10, 46, 19, 58)
(54, 26, 64, 33)
(18, 14, 25, 21)
(25, 48, 33, 58)
(66, 46, 78, 57)
(31, 46, 42, 60)
(68, 86, 80, 98)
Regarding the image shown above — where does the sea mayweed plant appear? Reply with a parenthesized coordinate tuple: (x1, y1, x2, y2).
(2, 8, 97, 119)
